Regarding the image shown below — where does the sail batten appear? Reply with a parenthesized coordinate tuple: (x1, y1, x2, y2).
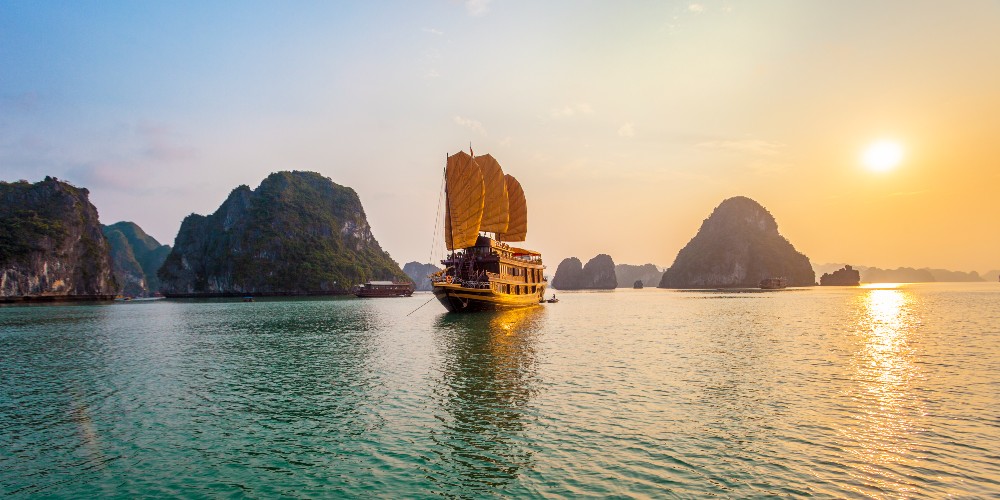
(444, 152, 485, 250)
(499, 174, 527, 242)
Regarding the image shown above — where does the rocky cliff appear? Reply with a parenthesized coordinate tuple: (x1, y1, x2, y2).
(158, 171, 406, 296)
(615, 263, 663, 288)
(403, 261, 441, 291)
(552, 254, 617, 289)
(102, 221, 171, 296)
(551, 257, 584, 290)
(659, 196, 814, 288)
(0, 177, 117, 299)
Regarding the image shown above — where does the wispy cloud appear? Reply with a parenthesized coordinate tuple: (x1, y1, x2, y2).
(617, 122, 635, 137)
(696, 139, 785, 156)
(422, 27, 444, 36)
(466, 0, 492, 16)
(499, 137, 512, 146)
(549, 103, 594, 118)
(137, 122, 196, 162)
(688, 3, 705, 13)
(454, 116, 487, 136)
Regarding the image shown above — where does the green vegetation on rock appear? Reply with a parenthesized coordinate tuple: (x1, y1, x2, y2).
(158, 171, 407, 295)
(0, 177, 117, 297)
(102, 221, 171, 296)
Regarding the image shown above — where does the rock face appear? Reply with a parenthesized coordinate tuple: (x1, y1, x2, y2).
(552, 254, 617, 289)
(551, 257, 584, 290)
(633, 280, 644, 289)
(159, 171, 407, 296)
(581, 254, 617, 289)
(403, 261, 441, 291)
(659, 196, 814, 288)
(820, 265, 861, 286)
(102, 222, 171, 296)
(0, 177, 117, 299)
(615, 263, 663, 288)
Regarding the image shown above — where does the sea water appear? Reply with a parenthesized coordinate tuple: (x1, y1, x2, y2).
(2, 284, 998, 497)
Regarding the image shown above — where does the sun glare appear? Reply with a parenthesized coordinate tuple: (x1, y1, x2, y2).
(863, 140, 904, 172)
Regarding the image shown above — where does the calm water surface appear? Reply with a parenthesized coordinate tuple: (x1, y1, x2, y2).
(2, 284, 999, 497)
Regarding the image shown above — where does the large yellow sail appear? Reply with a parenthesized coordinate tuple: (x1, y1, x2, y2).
(474, 154, 509, 234)
(445, 151, 485, 250)
(499, 174, 527, 242)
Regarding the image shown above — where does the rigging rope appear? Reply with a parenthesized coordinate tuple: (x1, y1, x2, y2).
(428, 163, 446, 264)
(405, 295, 436, 317)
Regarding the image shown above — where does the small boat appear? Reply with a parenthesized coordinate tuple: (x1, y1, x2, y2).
(759, 277, 787, 290)
(545, 295, 559, 303)
(354, 281, 415, 298)
(242, 296, 254, 302)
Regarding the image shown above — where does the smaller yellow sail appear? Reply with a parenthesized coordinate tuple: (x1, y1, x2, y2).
(499, 174, 527, 242)
(475, 154, 509, 234)
(445, 151, 485, 250)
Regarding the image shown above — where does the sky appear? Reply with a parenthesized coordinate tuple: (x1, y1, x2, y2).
(2, 1, 999, 273)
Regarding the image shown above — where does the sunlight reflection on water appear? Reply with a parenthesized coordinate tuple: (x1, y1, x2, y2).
(845, 287, 924, 496)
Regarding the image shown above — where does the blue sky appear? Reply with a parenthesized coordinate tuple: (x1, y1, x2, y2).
(3, 1, 999, 272)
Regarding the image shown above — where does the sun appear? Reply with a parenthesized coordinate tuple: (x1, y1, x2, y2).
(862, 140, 904, 172)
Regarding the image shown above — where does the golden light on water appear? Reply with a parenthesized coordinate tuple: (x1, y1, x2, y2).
(845, 287, 922, 495)
(862, 140, 904, 172)
(859, 282, 902, 289)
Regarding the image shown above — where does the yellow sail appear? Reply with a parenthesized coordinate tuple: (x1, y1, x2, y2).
(499, 174, 527, 242)
(445, 151, 485, 250)
(474, 154, 509, 234)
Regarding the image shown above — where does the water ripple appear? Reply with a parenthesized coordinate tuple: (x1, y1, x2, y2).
(2, 286, 999, 497)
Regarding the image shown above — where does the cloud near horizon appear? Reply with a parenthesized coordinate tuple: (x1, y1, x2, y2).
(453, 116, 487, 136)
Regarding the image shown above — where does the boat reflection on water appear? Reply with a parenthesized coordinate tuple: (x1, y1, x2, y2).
(846, 285, 924, 494)
(428, 306, 545, 493)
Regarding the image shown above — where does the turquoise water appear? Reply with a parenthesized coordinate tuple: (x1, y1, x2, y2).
(2, 284, 999, 497)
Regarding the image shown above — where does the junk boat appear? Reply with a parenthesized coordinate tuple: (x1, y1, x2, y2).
(354, 281, 415, 297)
(431, 150, 546, 312)
(759, 277, 788, 290)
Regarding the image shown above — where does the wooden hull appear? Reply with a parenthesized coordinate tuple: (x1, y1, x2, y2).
(432, 282, 545, 313)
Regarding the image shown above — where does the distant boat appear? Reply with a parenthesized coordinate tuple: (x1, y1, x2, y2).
(546, 294, 559, 303)
(242, 296, 254, 302)
(759, 277, 787, 290)
(431, 150, 547, 312)
(354, 281, 415, 298)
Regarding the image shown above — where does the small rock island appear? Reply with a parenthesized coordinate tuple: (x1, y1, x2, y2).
(552, 254, 618, 290)
(403, 261, 441, 291)
(819, 265, 861, 286)
(615, 263, 663, 288)
(658, 196, 815, 288)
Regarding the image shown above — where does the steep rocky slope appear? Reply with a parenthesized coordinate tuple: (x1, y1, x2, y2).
(552, 254, 617, 290)
(0, 177, 117, 299)
(102, 221, 171, 296)
(159, 171, 406, 296)
(659, 196, 814, 288)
